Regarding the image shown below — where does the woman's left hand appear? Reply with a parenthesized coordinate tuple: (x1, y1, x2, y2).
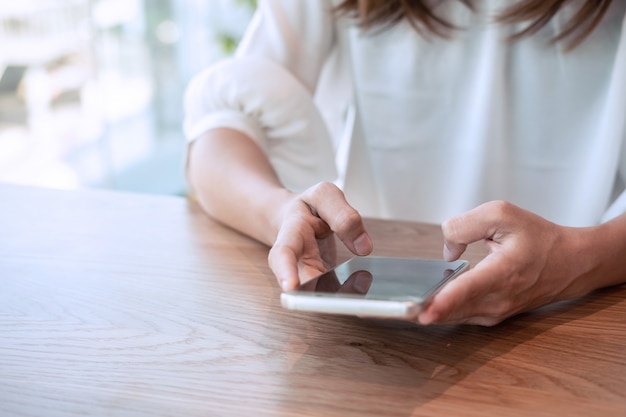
(417, 200, 595, 326)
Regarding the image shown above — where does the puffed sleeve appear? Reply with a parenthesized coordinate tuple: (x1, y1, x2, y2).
(183, 0, 339, 192)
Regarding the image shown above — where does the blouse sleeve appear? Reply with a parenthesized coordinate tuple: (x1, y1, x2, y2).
(182, 0, 339, 192)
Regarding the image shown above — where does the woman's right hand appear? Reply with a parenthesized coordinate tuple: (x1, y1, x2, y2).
(268, 181, 373, 291)
(187, 130, 369, 290)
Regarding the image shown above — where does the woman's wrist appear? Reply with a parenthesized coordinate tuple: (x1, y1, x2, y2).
(565, 215, 626, 297)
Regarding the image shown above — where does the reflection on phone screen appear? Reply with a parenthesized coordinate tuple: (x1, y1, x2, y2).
(298, 257, 465, 301)
(307, 270, 373, 295)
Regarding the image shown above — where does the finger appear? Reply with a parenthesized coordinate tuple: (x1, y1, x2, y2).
(302, 182, 373, 256)
(269, 217, 328, 291)
(317, 234, 338, 271)
(441, 201, 509, 260)
(268, 244, 300, 291)
(417, 255, 506, 325)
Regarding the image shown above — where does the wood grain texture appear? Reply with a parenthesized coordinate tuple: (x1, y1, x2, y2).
(1, 183, 625, 417)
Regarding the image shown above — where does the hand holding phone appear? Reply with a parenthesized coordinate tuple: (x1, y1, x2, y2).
(281, 256, 469, 321)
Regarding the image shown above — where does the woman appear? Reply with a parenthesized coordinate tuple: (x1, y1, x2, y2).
(183, 0, 626, 325)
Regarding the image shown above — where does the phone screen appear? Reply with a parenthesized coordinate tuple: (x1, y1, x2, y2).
(296, 257, 468, 302)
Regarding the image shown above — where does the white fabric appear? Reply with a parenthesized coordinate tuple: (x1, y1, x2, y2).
(183, 0, 626, 227)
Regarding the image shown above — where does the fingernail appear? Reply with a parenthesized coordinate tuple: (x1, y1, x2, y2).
(280, 280, 289, 291)
(354, 233, 372, 255)
(418, 311, 435, 326)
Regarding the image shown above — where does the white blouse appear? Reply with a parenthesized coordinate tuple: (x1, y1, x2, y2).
(184, 0, 626, 227)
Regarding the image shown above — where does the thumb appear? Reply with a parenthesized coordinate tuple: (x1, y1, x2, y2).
(441, 204, 502, 260)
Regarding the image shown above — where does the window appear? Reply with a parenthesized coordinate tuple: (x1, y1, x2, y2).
(0, 0, 254, 195)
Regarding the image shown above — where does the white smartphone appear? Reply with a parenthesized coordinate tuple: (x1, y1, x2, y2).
(281, 256, 469, 320)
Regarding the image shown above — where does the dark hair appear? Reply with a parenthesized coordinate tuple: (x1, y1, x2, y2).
(334, 0, 614, 48)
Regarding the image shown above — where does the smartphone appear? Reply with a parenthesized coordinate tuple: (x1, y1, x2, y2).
(280, 256, 469, 320)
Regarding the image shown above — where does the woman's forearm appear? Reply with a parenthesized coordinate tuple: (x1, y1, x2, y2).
(187, 128, 294, 247)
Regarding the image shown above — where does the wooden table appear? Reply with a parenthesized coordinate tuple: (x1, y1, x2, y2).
(1, 183, 625, 417)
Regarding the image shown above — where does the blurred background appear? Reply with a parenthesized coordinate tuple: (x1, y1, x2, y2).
(0, 0, 255, 196)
